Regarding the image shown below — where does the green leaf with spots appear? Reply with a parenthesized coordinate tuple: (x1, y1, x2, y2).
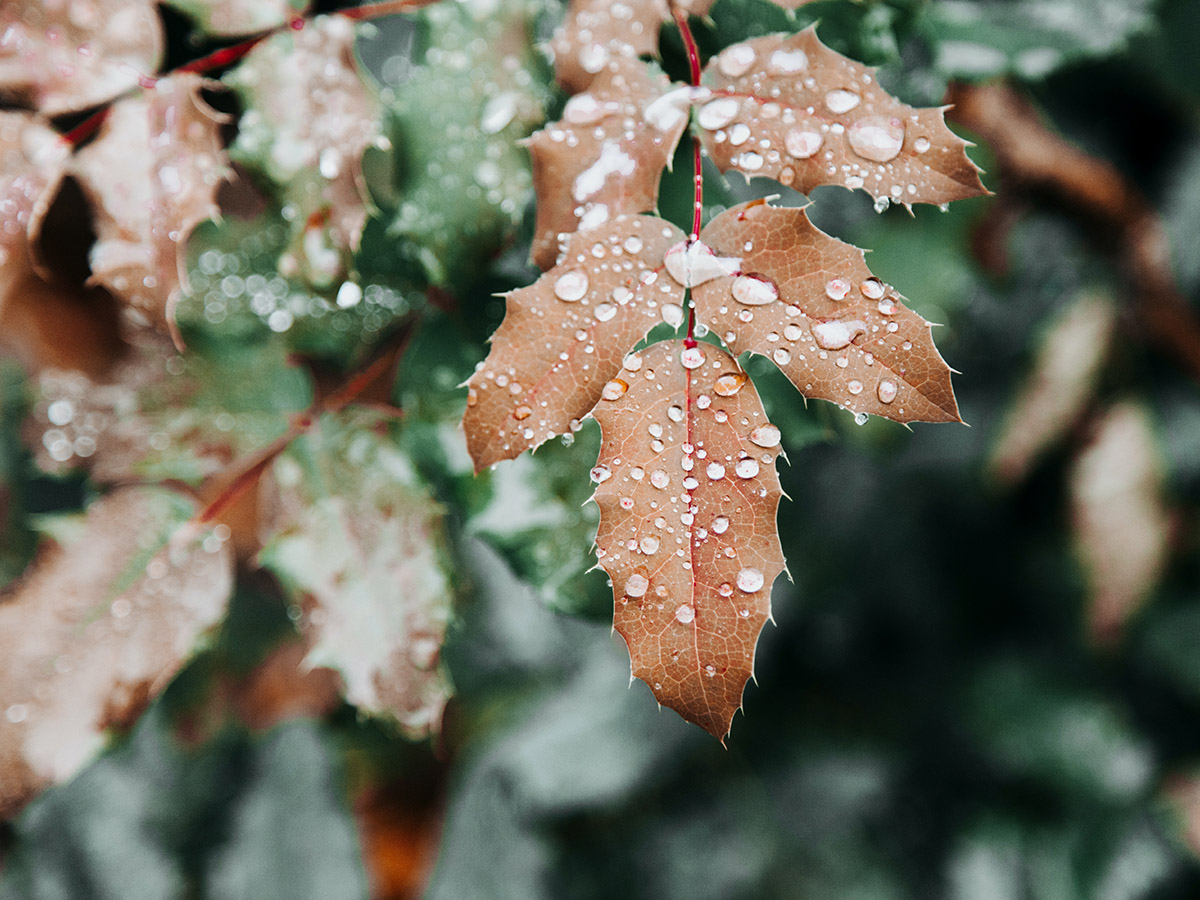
(372, 0, 553, 293)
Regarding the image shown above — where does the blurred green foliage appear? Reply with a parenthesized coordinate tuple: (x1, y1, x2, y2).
(4, 0, 1200, 898)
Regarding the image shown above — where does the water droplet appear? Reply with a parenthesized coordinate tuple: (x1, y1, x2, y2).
(650, 469, 670, 488)
(877, 380, 898, 403)
(854, 411, 870, 426)
(336, 281, 362, 308)
(785, 125, 823, 159)
(735, 458, 760, 478)
(773, 348, 792, 365)
(554, 270, 588, 301)
(623, 352, 643, 371)
(590, 465, 611, 483)
(825, 277, 851, 301)
(667, 404, 684, 422)
(641, 536, 660, 554)
(675, 604, 695, 624)
(718, 43, 756, 76)
(625, 574, 649, 598)
(712, 516, 730, 534)
(5, 703, 29, 724)
(563, 93, 608, 125)
(737, 567, 764, 592)
(770, 47, 808, 73)
(718, 583, 733, 597)
(662, 303, 684, 327)
(623, 235, 643, 253)
(466, 387, 478, 407)
(860, 278, 885, 300)
(514, 405, 532, 420)
(707, 462, 726, 480)
(705, 664, 717, 676)
(736, 151, 764, 171)
(732, 275, 778, 306)
(594, 302, 617, 322)
(714, 373, 747, 396)
(914, 136, 931, 153)
(812, 319, 866, 350)
(847, 116, 905, 163)
(698, 97, 740, 130)
(728, 122, 751, 146)
(824, 89, 861, 114)
(848, 379, 863, 395)
(749, 424, 780, 447)
(877, 296, 898, 315)
(601, 378, 628, 400)
(481, 92, 519, 134)
(873, 196, 891, 213)
(783, 323, 803, 341)
(681, 346, 706, 369)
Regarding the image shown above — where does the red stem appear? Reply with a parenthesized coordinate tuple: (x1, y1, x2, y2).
(672, 3, 703, 346)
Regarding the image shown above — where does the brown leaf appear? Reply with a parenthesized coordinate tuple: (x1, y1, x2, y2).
(591, 340, 785, 739)
(696, 29, 986, 208)
(0, 487, 233, 817)
(463, 215, 687, 470)
(528, 60, 691, 269)
(0, 111, 68, 314)
(550, 0, 715, 93)
(71, 73, 230, 333)
(0, 0, 164, 116)
(1069, 402, 1171, 644)
(989, 291, 1117, 484)
(690, 200, 961, 423)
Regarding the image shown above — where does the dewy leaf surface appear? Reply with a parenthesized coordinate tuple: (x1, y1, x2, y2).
(0, 0, 164, 116)
(226, 14, 380, 286)
(72, 73, 229, 332)
(528, 60, 690, 269)
(696, 29, 985, 208)
(259, 412, 453, 738)
(591, 339, 784, 739)
(0, 486, 233, 817)
(692, 200, 961, 423)
(550, 0, 714, 93)
(463, 215, 686, 470)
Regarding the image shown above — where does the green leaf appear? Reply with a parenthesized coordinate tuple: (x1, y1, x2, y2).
(920, 0, 1155, 81)
(25, 333, 312, 486)
(259, 410, 454, 738)
(370, 0, 553, 293)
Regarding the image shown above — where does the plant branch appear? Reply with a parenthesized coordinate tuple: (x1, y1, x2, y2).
(948, 81, 1200, 384)
(672, 2, 704, 345)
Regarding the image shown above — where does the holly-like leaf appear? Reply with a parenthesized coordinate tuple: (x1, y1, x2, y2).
(591, 339, 784, 739)
(462, 214, 686, 471)
(163, 0, 310, 37)
(528, 60, 691, 270)
(1069, 402, 1171, 643)
(258, 412, 454, 738)
(0, 0, 164, 116)
(71, 73, 230, 333)
(550, 0, 714, 92)
(0, 486, 233, 817)
(226, 14, 380, 288)
(690, 200, 961, 423)
(24, 332, 311, 485)
(696, 29, 985, 209)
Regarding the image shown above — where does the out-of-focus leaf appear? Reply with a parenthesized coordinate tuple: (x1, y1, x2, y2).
(177, 206, 422, 361)
(989, 291, 1116, 484)
(259, 411, 453, 738)
(226, 15, 381, 291)
(964, 663, 1153, 802)
(23, 332, 311, 485)
(72, 74, 230, 334)
(163, 0, 309, 37)
(205, 721, 368, 900)
(0, 486, 234, 818)
(1070, 402, 1171, 643)
(0, 0, 164, 116)
(375, 0, 553, 292)
(920, 0, 1154, 81)
(0, 360, 34, 589)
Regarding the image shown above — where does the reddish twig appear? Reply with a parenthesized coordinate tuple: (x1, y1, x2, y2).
(672, 2, 704, 346)
(948, 82, 1200, 384)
